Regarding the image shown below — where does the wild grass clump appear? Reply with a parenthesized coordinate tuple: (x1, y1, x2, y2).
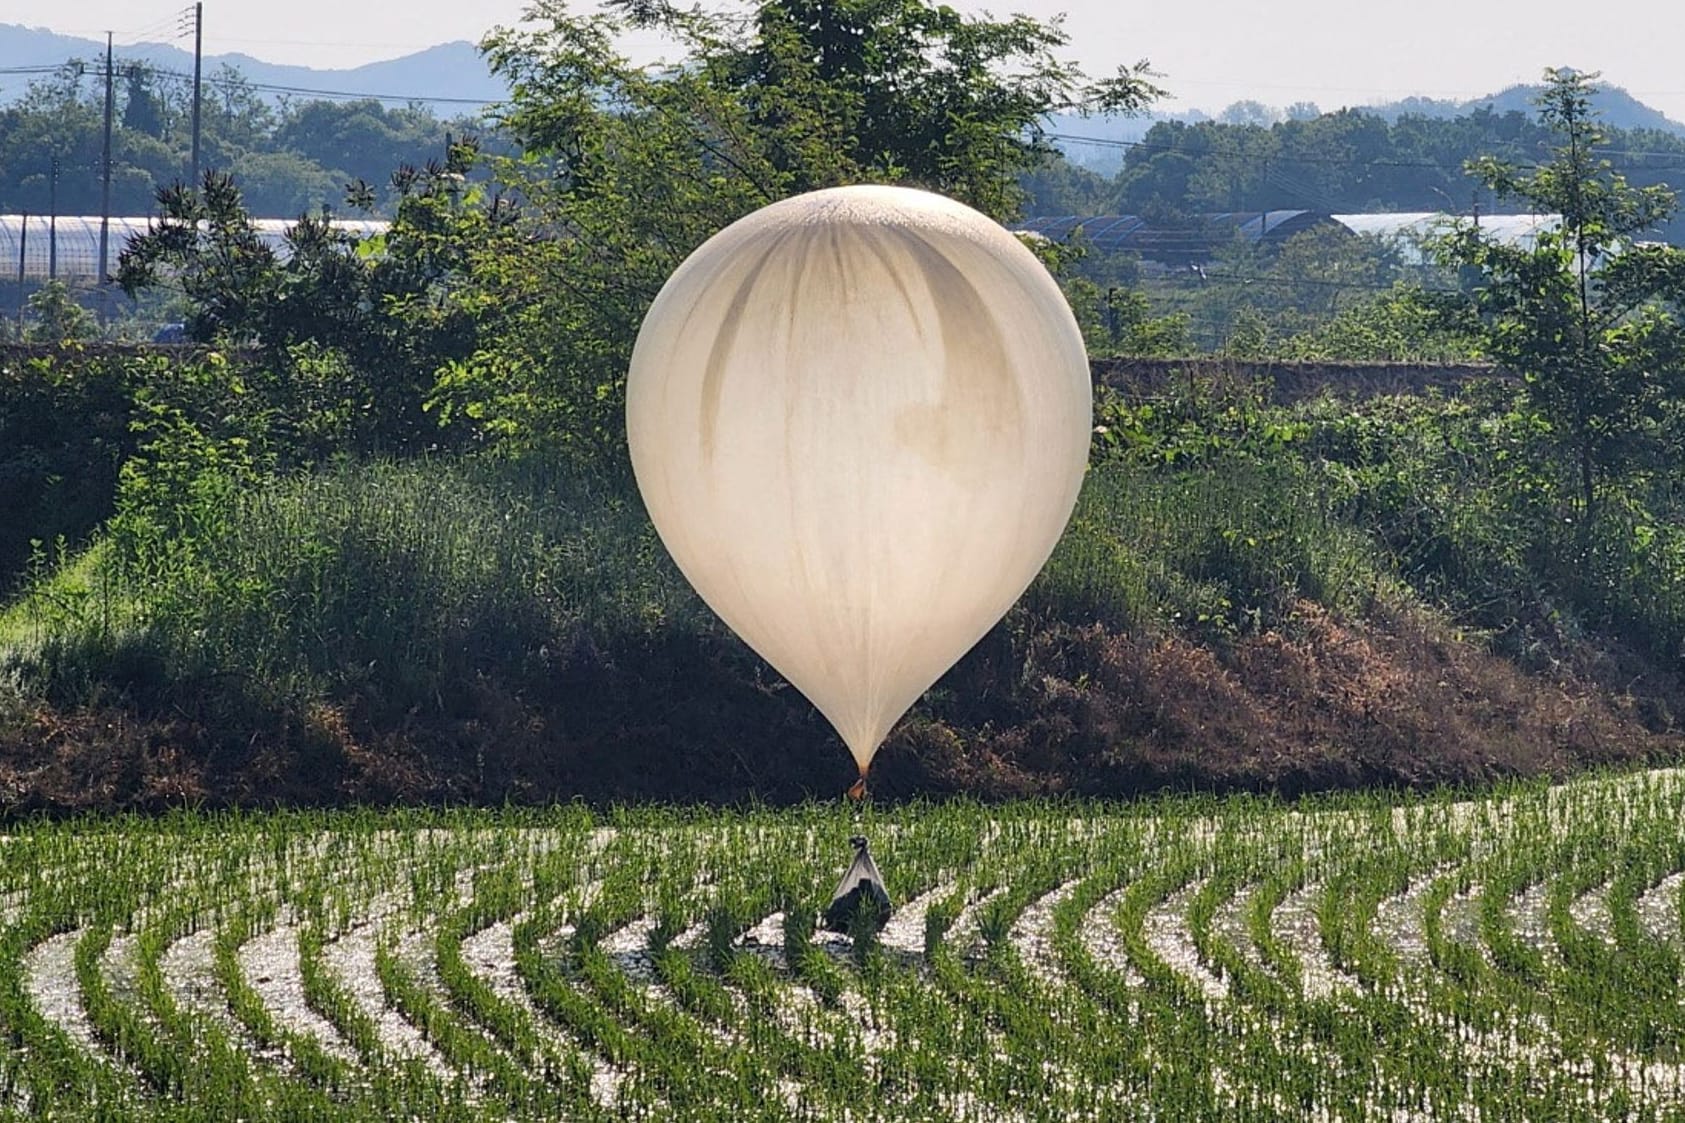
(2, 457, 711, 714)
(1305, 389, 1685, 668)
(1033, 459, 1386, 639)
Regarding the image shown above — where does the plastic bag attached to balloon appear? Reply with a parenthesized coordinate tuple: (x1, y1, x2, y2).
(823, 836, 893, 934)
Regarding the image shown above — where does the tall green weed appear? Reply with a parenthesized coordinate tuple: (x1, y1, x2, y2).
(5, 457, 711, 714)
(1034, 459, 1384, 640)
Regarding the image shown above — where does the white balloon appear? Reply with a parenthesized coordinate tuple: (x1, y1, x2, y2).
(627, 184, 1091, 779)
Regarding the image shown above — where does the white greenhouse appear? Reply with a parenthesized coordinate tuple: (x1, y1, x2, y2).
(1330, 212, 1560, 263)
(0, 215, 391, 284)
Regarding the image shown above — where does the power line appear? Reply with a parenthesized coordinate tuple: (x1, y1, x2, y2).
(138, 62, 493, 106)
(1193, 271, 1451, 293)
(121, 12, 187, 46)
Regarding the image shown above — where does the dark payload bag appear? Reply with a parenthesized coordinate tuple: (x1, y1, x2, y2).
(823, 835, 893, 934)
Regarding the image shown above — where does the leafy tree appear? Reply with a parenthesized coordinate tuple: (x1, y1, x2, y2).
(0, 62, 478, 220)
(121, 65, 166, 139)
(225, 150, 345, 216)
(272, 100, 469, 205)
(203, 65, 277, 154)
(435, 0, 1162, 464)
(1436, 69, 1685, 512)
(1149, 225, 1409, 351)
(23, 280, 94, 343)
(1277, 285, 1479, 362)
(117, 152, 495, 457)
(1072, 99, 1685, 239)
(1219, 100, 1277, 127)
(117, 172, 284, 343)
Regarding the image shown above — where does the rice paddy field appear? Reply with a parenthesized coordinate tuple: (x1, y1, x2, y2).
(6, 769, 1685, 1120)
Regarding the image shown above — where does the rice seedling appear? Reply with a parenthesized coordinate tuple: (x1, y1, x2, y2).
(2, 775, 1685, 1117)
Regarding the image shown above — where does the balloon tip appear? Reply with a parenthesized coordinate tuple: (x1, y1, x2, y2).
(846, 778, 867, 802)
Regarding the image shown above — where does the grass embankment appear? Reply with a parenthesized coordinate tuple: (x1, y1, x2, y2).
(3, 381, 1682, 811)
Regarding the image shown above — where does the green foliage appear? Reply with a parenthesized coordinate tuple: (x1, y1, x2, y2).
(21, 281, 93, 343)
(1299, 384, 1685, 666)
(118, 172, 287, 343)
(1181, 226, 1421, 354)
(1434, 69, 1685, 511)
(430, 0, 1160, 465)
(1086, 101, 1685, 243)
(1035, 458, 1380, 640)
(1062, 276, 1193, 357)
(0, 62, 476, 219)
(117, 156, 495, 457)
(1275, 285, 1480, 363)
(17, 457, 709, 714)
(1303, 390, 1556, 633)
(0, 349, 154, 594)
(107, 390, 268, 590)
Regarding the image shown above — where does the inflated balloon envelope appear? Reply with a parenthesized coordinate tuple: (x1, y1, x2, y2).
(626, 184, 1092, 792)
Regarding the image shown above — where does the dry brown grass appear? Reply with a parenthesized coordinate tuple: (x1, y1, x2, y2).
(1, 602, 1681, 813)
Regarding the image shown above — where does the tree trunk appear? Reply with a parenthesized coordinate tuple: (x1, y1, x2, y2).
(1580, 440, 1594, 516)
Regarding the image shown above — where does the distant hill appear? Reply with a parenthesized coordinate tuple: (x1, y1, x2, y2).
(1369, 82, 1685, 136)
(1049, 81, 1685, 174)
(1043, 109, 1214, 176)
(0, 23, 506, 111)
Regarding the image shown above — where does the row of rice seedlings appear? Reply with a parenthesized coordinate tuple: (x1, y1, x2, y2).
(290, 823, 467, 1098)
(210, 897, 357, 1092)
(1267, 802, 1497, 1116)
(566, 870, 788, 1112)
(432, 874, 612, 1119)
(295, 917, 428, 1081)
(313, 816, 569, 1119)
(662, 873, 880, 1109)
(1, 895, 129, 1112)
(1246, 855, 1306, 998)
(1318, 780, 1685, 1116)
(1050, 827, 1210, 1114)
(373, 933, 554, 1116)
(1314, 794, 1584, 1116)
(1545, 838, 1679, 1060)
(516, 832, 761, 1116)
(1163, 813, 1369, 1117)
(907, 845, 1074, 1111)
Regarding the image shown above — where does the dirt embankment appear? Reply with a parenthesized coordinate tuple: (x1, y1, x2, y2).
(1, 600, 1676, 815)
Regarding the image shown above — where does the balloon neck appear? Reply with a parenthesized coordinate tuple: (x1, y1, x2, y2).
(846, 777, 867, 802)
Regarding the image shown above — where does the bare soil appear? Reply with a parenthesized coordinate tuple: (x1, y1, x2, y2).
(1, 600, 1679, 814)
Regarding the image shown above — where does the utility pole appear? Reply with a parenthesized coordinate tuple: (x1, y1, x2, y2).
(189, 3, 203, 187)
(16, 212, 26, 331)
(99, 31, 114, 312)
(48, 158, 58, 280)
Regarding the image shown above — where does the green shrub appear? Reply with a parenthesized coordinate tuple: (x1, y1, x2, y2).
(1033, 459, 1384, 639)
(0, 350, 138, 595)
(5, 457, 711, 715)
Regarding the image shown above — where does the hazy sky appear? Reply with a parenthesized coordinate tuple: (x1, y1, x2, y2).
(14, 0, 1685, 122)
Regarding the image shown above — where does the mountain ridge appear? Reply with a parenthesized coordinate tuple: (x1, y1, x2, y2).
(0, 23, 504, 109)
(1047, 82, 1685, 174)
